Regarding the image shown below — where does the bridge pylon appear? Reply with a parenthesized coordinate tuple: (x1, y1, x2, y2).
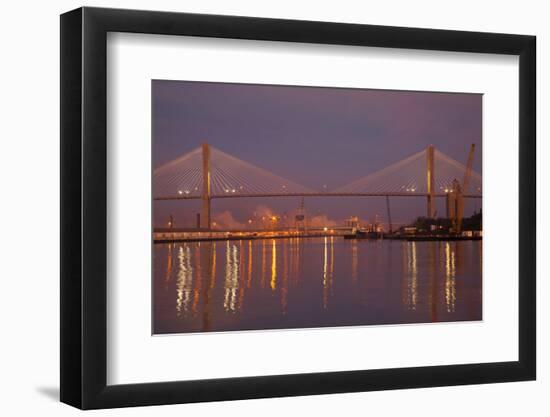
(426, 145, 435, 218)
(202, 143, 211, 229)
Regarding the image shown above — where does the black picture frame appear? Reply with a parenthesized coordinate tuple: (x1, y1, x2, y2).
(60, 6, 536, 409)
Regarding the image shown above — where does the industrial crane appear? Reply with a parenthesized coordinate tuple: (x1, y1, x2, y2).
(455, 144, 476, 234)
(385, 195, 393, 234)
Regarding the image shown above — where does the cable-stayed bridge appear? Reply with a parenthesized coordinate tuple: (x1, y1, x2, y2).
(154, 144, 482, 229)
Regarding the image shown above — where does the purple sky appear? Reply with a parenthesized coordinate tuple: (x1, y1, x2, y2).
(152, 80, 482, 229)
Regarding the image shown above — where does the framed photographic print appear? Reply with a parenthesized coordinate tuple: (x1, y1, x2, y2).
(60, 6, 536, 409)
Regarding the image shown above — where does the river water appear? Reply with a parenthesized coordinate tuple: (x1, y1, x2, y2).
(153, 238, 482, 334)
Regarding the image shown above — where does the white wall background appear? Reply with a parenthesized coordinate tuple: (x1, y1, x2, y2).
(0, 0, 545, 415)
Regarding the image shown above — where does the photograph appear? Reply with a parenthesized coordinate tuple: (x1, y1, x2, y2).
(52, 3, 538, 412)
(152, 80, 483, 335)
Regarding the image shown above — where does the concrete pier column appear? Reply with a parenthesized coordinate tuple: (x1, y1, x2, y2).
(202, 143, 211, 229)
(426, 145, 435, 218)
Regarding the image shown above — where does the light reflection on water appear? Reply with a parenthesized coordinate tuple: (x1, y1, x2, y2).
(154, 238, 482, 334)
(402, 241, 418, 311)
(445, 242, 457, 313)
(176, 245, 192, 315)
(223, 242, 239, 312)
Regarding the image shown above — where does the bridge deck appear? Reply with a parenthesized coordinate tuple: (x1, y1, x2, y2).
(154, 192, 482, 201)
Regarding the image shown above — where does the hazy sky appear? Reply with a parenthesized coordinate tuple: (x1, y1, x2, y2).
(152, 80, 482, 229)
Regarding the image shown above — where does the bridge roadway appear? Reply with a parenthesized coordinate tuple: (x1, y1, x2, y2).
(153, 192, 482, 201)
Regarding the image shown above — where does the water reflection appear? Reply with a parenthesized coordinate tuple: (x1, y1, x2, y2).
(281, 240, 289, 314)
(210, 242, 216, 288)
(238, 241, 245, 312)
(322, 237, 334, 310)
(201, 242, 216, 331)
(402, 242, 418, 310)
(247, 240, 252, 288)
(155, 238, 482, 334)
(351, 240, 358, 284)
(192, 245, 202, 314)
(224, 242, 239, 312)
(429, 242, 438, 322)
(262, 240, 266, 288)
(271, 239, 277, 291)
(444, 242, 457, 313)
(176, 246, 193, 316)
(164, 244, 173, 284)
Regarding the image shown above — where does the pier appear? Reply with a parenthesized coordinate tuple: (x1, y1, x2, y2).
(153, 228, 349, 243)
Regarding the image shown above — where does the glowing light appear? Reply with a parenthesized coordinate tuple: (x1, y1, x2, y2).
(270, 240, 277, 290)
(323, 227, 328, 232)
(322, 237, 330, 310)
(176, 246, 193, 315)
(178, 190, 183, 195)
(223, 242, 239, 312)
